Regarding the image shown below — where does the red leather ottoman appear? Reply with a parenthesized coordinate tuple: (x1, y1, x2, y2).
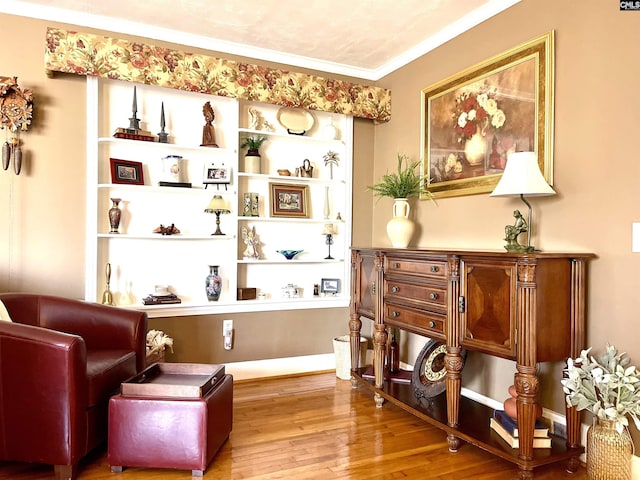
(108, 363, 233, 476)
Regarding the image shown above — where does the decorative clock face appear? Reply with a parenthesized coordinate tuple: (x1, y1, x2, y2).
(412, 339, 468, 400)
(0, 77, 33, 132)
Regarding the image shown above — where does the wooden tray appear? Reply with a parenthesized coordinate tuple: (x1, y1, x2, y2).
(121, 363, 225, 398)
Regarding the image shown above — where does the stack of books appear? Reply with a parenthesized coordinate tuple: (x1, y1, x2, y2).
(113, 127, 156, 142)
(142, 293, 181, 305)
(490, 410, 551, 448)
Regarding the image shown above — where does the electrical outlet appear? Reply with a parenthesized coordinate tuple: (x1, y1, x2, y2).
(223, 319, 233, 350)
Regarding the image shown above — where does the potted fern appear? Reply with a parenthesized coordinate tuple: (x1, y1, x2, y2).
(240, 135, 268, 173)
(367, 153, 433, 248)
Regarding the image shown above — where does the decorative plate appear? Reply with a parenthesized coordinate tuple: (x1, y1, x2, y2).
(411, 340, 467, 401)
(277, 107, 314, 135)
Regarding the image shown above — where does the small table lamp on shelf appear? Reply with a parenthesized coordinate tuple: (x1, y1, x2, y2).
(322, 224, 337, 259)
(204, 195, 230, 235)
(490, 151, 555, 253)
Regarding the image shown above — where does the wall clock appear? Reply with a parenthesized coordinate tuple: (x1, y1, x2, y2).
(412, 339, 467, 402)
(0, 76, 33, 175)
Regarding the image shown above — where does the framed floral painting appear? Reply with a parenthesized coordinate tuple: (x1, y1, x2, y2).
(420, 31, 554, 199)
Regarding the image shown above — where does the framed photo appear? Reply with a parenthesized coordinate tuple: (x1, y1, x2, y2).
(420, 31, 554, 199)
(203, 163, 231, 188)
(320, 278, 340, 295)
(270, 183, 309, 218)
(110, 158, 144, 185)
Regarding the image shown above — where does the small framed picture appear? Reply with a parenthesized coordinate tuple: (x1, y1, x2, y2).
(320, 278, 341, 295)
(270, 183, 309, 218)
(110, 158, 144, 185)
(203, 163, 231, 189)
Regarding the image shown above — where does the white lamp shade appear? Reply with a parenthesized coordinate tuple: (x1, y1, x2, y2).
(204, 195, 230, 213)
(490, 152, 555, 197)
(322, 224, 337, 235)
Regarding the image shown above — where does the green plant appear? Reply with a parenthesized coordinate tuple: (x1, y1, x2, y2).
(367, 153, 433, 201)
(240, 135, 268, 151)
(562, 344, 640, 433)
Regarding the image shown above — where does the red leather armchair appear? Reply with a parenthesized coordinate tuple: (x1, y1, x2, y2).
(0, 293, 147, 480)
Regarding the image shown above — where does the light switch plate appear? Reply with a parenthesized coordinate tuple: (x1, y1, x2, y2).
(633, 223, 640, 252)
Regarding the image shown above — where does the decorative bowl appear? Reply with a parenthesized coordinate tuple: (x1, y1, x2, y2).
(277, 249, 303, 260)
(277, 169, 291, 176)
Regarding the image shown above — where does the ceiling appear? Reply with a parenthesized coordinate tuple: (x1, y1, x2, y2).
(3, 0, 521, 80)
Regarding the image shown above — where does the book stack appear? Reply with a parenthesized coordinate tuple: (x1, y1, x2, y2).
(113, 127, 156, 142)
(142, 293, 182, 305)
(490, 410, 551, 448)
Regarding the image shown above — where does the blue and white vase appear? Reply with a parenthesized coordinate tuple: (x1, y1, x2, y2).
(205, 265, 222, 301)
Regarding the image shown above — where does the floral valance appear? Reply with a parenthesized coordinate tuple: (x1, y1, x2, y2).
(44, 27, 391, 122)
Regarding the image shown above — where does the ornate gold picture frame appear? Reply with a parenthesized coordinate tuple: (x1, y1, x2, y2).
(420, 31, 554, 199)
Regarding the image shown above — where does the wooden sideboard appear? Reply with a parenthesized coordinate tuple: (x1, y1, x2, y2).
(349, 248, 594, 480)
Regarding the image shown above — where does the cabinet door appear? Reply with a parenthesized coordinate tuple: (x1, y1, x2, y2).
(353, 250, 376, 319)
(460, 258, 516, 358)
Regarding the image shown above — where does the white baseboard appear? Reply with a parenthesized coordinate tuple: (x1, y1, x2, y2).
(224, 353, 336, 381)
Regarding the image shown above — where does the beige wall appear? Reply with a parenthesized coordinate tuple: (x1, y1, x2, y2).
(2, 0, 639, 436)
(370, 0, 640, 438)
(0, 15, 377, 365)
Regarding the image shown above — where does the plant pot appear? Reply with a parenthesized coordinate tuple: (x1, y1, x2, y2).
(587, 418, 632, 480)
(244, 154, 261, 174)
(386, 198, 414, 248)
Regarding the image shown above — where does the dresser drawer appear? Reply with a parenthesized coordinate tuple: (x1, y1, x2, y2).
(385, 256, 447, 279)
(384, 303, 446, 340)
(384, 280, 446, 311)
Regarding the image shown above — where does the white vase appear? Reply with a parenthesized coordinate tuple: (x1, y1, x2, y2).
(244, 155, 261, 174)
(464, 132, 487, 165)
(386, 198, 414, 248)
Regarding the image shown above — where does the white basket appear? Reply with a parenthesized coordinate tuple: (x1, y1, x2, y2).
(333, 335, 368, 380)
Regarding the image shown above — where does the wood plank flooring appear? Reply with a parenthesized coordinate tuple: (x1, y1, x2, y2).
(0, 372, 587, 479)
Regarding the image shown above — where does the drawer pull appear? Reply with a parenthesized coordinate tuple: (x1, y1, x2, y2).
(393, 262, 400, 268)
(430, 265, 439, 273)
(429, 321, 436, 328)
(391, 286, 399, 293)
(391, 311, 399, 318)
(429, 292, 438, 300)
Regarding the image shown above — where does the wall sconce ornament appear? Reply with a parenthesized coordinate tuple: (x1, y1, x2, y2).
(1, 76, 33, 175)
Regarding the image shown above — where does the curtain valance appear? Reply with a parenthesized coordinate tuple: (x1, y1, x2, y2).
(44, 27, 391, 122)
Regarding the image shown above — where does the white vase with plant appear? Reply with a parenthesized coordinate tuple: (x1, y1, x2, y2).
(562, 344, 639, 480)
(367, 153, 434, 248)
(240, 135, 267, 174)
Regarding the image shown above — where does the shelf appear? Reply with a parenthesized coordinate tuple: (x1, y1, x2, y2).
(121, 295, 350, 318)
(237, 217, 342, 224)
(98, 184, 237, 195)
(238, 258, 343, 264)
(99, 136, 237, 155)
(237, 172, 344, 185)
(351, 369, 583, 470)
(238, 128, 345, 146)
(98, 233, 236, 240)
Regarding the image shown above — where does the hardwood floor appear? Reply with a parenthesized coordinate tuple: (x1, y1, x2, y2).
(0, 372, 587, 479)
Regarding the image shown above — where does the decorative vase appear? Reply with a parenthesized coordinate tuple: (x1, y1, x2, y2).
(587, 418, 632, 480)
(386, 198, 414, 248)
(464, 131, 487, 165)
(108, 198, 122, 234)
(322, 117, 338, 140)
(244, 148, 261, 174)
(323, 186, 331, 219)
(205, 265, 222, 301)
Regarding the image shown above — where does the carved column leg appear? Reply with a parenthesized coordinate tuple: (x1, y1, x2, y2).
(515, 259, 538, 466)
(349, 315, 362, 388)
(373, 252, 386, 407)
(373, 323, 387, 408)
(445, 348, 463, 452)
(566, 258, 587, 470)
(446, 256, 462, 451)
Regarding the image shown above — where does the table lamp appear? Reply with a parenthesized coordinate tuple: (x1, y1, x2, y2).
(490, 151, 555, 252)
(204, 195, 230, 235)
(322, 224, 337, 259)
